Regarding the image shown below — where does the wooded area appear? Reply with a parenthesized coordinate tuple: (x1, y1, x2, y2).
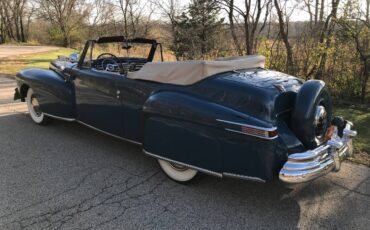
(0, 0, 369, 103)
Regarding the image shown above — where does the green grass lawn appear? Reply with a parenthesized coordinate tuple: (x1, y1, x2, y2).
(26, 48, 77, 69)
(0, 48, 77, 75)
(334, 105, 370, 165)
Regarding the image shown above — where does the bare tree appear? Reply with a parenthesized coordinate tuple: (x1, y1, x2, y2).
(338, 0, 370, 102)
(274, 0, 294, 74)
(315, 0, 340, 79)
(151, 0, 183, 59)
(37, 0, 89, 47)
(220, 0, 271, 55)
(116, 0, 153, 38)
(88, 0, 116, 37)
(0, 0, 32, 42)
(221, 0, 243, 55)
(152, 0, 180, 37)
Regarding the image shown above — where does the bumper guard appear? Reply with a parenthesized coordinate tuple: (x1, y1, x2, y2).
(279, 122, 357, 184)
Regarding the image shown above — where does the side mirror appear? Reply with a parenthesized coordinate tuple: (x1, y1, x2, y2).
(69, 53, 79, 63)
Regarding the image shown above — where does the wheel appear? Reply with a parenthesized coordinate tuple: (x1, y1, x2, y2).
(158, 159, 198, 183)
(26, 88, 50, 125)
(290, 80, 332, 149)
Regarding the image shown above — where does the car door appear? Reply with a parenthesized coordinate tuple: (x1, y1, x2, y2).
(68, 40, 124, 137)
(72, 68, 124, 137)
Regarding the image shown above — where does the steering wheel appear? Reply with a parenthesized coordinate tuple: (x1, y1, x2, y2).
(96, 53, 122, 71)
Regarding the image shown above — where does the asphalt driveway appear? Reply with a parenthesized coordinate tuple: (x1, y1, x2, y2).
(0, 77, 369, 229)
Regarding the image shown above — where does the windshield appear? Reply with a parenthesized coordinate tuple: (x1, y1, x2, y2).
(93, 42, 154, 60)
(79, 37, 163, 74)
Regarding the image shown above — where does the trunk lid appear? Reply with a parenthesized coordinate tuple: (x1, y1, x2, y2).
(194, 69, 303, 124)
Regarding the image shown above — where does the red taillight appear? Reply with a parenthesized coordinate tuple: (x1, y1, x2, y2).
(268, 129, 279, 138)
(325, 126, 335, 140)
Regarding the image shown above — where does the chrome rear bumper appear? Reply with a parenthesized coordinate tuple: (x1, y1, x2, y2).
(279, 122, 357, 184)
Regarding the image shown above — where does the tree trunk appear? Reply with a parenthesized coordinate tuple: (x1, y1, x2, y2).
(361, 58, 369, 103)
(244, 17, 252, 55)
(63, 35, 70, 48)
(61, 26, 70, 47)
(274, 0, 294, 74)
(228, 0, 243, 55)
(315, 0, 319, 25)
(315, 0, 340, 80)
(319, 0, 325, 23)
(20, 16, 25, 42)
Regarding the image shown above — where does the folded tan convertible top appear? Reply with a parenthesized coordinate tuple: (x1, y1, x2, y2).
(127, 55, 265, 85)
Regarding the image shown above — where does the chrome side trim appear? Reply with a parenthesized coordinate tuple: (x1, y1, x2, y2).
(225, 128, 278, 140)
(223, 172, 266, 183)
(77, 121, 142, 146)
(216, 119, 277, 131)
(143, 150, 223, 178)
(44, 113, 75, 122)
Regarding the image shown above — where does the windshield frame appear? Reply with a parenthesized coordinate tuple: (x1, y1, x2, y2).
(78, 36, 162, 68)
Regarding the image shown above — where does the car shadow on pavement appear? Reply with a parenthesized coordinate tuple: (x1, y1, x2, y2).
(0, 113, 368, 229)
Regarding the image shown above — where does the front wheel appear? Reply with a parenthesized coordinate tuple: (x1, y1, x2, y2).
(26, 88, 50, 125)
(158, 159, 198, 183)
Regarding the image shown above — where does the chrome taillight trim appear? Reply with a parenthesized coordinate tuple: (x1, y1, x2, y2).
(216, 119, 278, 140)
(225, 128, 278, 140)
(216, 119, 277, 131)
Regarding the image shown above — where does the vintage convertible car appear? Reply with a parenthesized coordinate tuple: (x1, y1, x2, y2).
(14, 36, 357, 184)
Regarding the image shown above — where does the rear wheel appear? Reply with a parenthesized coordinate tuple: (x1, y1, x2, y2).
(158, 159, 198, 183)
(26, 88, 50, 125)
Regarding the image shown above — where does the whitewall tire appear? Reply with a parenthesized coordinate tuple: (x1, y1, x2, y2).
(26, 88, 50, 125)
(158, 159, 198, 183)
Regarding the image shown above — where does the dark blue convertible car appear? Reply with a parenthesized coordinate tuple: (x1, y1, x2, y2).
(14, 36, 357, 184)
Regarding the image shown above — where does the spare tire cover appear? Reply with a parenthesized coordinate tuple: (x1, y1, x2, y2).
(290, 80, 332, 149)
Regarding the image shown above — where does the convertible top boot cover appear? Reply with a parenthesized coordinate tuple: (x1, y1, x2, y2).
(127, 55, 265, 85)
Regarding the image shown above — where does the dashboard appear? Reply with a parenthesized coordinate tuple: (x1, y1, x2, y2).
(92, 57, 147, 73)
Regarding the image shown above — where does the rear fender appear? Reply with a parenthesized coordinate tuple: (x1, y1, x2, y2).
(142, 91, 277, 179)
(16, 68, 76, 119)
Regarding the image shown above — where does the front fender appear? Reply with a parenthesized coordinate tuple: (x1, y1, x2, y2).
(16, 68, 76, 119)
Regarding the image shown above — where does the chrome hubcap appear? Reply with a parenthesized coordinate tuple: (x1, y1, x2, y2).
(314, 105, 328, 139)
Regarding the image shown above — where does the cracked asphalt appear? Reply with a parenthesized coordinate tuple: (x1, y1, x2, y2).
(0, 76, 369, 229)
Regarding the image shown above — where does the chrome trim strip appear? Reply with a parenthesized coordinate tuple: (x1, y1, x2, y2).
(225, 128, 278, 140)
(44, 113, 75, 121)
(216, 119, 277, 131)
(143, 150, 223, 178)
(223, 172, 266, 183)
(77, 121, 142, 146)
